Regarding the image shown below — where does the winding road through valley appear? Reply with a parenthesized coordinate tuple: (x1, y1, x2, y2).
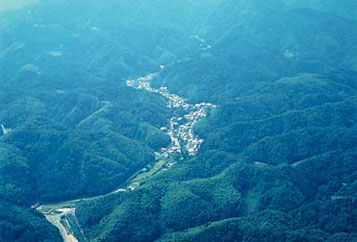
(35, 66, 216, 242)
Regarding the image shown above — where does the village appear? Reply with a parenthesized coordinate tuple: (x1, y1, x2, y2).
(126, 70, 216, 165)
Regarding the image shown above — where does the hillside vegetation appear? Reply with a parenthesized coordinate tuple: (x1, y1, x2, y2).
(0, 0, 356, 241)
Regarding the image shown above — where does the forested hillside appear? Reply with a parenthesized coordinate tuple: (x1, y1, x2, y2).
(0, 0, 356, 241)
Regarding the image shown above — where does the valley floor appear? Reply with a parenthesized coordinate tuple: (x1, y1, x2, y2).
(36, 68, 216, 242)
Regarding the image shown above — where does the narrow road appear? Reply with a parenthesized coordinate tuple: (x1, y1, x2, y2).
(43, 208, 78, 242)
(36, 66, 216, 242)
(1, 124, 11, 135)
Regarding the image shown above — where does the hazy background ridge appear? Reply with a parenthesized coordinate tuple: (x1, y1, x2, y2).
(0, 0, 39, 12)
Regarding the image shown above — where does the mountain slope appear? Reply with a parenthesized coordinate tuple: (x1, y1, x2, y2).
(0, 0, 356, 241)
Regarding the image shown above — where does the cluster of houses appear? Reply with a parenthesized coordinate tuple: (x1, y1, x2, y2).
(127, 78, 191, 110)
(192, 34, 212, 51)
(178, 107, 207, 156)
(126, 70, 216, 165)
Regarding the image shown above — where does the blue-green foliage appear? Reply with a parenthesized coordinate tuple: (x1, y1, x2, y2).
(0, 0, 356, 241)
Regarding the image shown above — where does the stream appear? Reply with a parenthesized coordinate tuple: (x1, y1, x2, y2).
(35, 66, 216, 242)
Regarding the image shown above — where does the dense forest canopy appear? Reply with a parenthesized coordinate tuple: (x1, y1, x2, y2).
(0, 0, 356, 241)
